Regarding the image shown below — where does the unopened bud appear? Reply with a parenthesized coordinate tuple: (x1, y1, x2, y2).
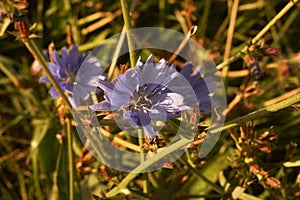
(14, 15, 30, 42)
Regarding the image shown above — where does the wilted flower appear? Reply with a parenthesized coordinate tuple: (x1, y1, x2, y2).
(39, 45, 104, 107)
(90, 55, 213, 141)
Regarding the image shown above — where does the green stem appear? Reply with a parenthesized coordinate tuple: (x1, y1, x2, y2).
(185, 150, 195, 168)
(178, 157, 224, 194)
(66, 118, 74, 200)
(251, 0, 298, 45)
(148, 172, 159, 188)
(120, 0, 136, 68)
(24, 40, 73, 111)
(216, 0, 298, 70)
(137, 129, 148, 194)
(105, 137, 192, 197)
(32, 151, 43, 200)
(199, 0, 212, 39)
(209, 92, 300, 134)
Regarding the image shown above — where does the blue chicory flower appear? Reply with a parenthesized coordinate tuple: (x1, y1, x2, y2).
(89, 55, 213, 141)
(39, 45, 104, 107)
(180, 62, 215, 115)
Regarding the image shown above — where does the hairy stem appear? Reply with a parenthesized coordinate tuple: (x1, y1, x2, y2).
(210, 92, 300, 134)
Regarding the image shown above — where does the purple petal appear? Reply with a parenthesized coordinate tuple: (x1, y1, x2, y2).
(142, 124, 157, 141)
(114, 69, 138, 96)
(68, 45, 79, 71)
(89, 100, 112, 111)
(49, 87, 59, 99)
(38, 75, 50, 83)
(137, 111, 157, 140)
(110, 91, 131, 108)
(52, 50, 64, 69)
(97, 79, 114, 93)
(145, 54, 153, 64)
(157, 93, 190, 112)
(64, 83, 73, 94)
(123, 111, 140, 128)
(181, 62, 193, 79)
(137, 60, 156, 86)
(149, 105, 167, 121)
(48, 63, 59, 76)
(135, 57, 144, 68)
(79, 56, 102, 77)
(61, 47, 68, 65)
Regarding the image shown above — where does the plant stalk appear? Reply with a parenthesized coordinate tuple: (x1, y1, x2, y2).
(216, 0, 298, 70)
(120, 0, 136, 68)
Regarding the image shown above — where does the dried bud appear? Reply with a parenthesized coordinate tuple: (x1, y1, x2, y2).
(66, 22, 74, 46)
(265, 177, 281, 189)
(278, 60, 291, 78)
(48, 42, 55, 63)
(259, 47, 280, 56)
(120, 64, 129, 74)
(100, 165, 110, 179)
(257, 145, 272, 153)
(14, 15, 30, 42)
(250, 164, 260, 175)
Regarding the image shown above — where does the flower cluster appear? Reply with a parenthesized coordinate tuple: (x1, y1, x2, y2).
(89, 55, 214, 141)
(40, 49, 215, 141)
(39, 45, 104, 107)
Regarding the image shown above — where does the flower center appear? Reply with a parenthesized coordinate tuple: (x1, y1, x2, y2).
(66, 71, 77, 84)
(129, 86, 154, 112)
(135, 95, 152, 110)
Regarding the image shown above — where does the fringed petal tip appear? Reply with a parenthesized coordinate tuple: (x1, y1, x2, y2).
(145, 54, 153, 64)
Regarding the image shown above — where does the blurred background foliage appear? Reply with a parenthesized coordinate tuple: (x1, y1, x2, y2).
(0, 0, 300, 199)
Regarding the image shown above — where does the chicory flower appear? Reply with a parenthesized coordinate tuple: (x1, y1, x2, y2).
(90, 55, 205, 141)
(180, 62, 215, 114)
(39, 45, 104, 107)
